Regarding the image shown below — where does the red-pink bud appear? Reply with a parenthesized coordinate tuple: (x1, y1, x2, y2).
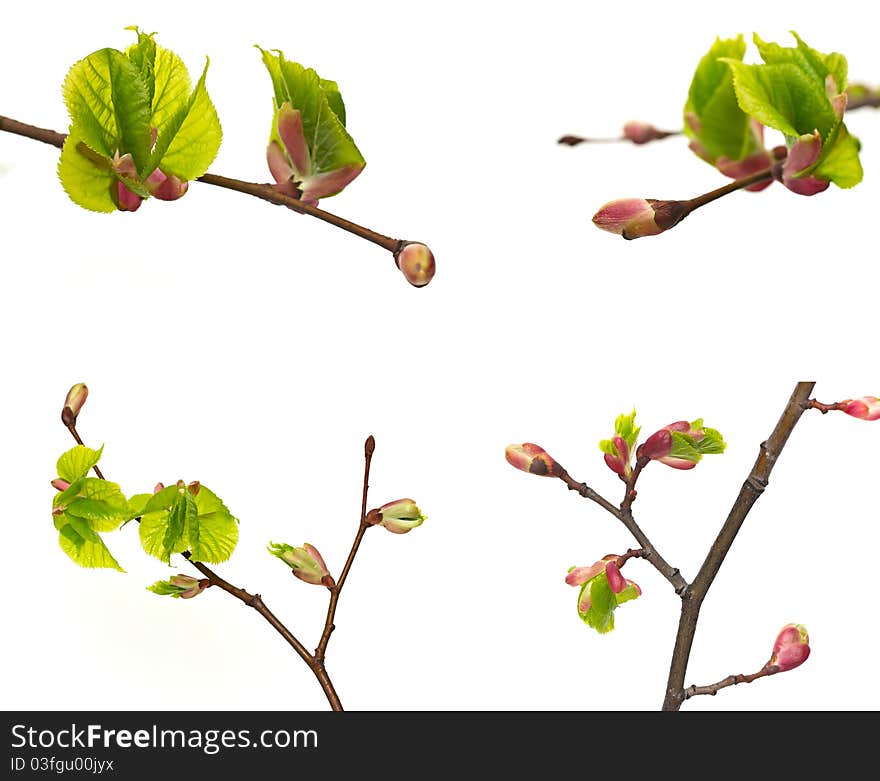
(153, 482, 165, 494)
(505, 443, 562, 477)
(603, 436, 630, 478)
(842, 397, 880, 421)
(716, 149, 775, 192)
(604, 560, 625, 594)
(770, 623, 810, 672)
(170, 574, 210, 600)
(394, 242, 436, 288)
(593, 198, 662, 239)
(51, 478, 71, 492)
(61, 383, 88, 426)
(115, 181, 143, 211)
(639, 428, 672, 461)
(622, 121, 665, 145)
(781, 131, 829, 196)
(144, 168, 189, 201)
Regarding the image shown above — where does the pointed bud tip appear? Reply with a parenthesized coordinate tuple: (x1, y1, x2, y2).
(592, 198, 665, 239)
(365, 435, 376, 455)
(62, 383, 88, 424)
(395, 242, 436, 287)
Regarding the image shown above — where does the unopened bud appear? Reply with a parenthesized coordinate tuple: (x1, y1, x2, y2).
(170, 574, 210, 599)
(394, 242, 436, 288)
(267, 542, 335, 587)
(842, 396, 880, 421)
(372, 498, 426, 534)
(770, 623, 810, 672)
(622, 121, 672, 145)
(592, 198, 688, 240)
(505, 443, 562, 477)
(51, 478, 71, 492)
(61, 383, 88, 426)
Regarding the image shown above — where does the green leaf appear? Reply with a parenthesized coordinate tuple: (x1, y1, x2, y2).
(724, 60, 837, 139)
(138, 483, 238, 564)
(148, 58, 222, 180)
(63, 47, 152, 172)
(64, 477, 134, 532)
(614, 409, 640, 452)
(579, 576, 617, 634)
(127, 492, 153, 517)
(755, 32, 847, 94)
(188, 486, 239, 564)
(668, 432, 702, 462)
(57, 131, 117, 212)
(139, 485, 191, 563)
(124, 27, 158, 110)
(147, 579, 186, 596)
(319, 78, 347, 126)
(259, 48, 365, 178)
(696, 426, 727, 455)
(684, 36, 760, 162)
(812, 123, 863, 188)
(56, 513, 123, 571)
(615, 582, 641, 605)
(56, 445, 104, 483)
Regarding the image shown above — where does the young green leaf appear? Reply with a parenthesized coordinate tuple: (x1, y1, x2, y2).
(724, 32, 862, 190)
(56, 444, 104, 483)
(259, 47, 365, 203)
(147, 59, 222, 180)
(684, 36, 762, 163)
(147, 579, 185, 596)
(59, 28, 222, 212)
(55, 513, 123, 571)
(577, 571, 641, 634)
(57, 478, 136, 533)
(188, 486, 239, 564)
(138, 482, 238, 564)
(579, 576, 618, 634)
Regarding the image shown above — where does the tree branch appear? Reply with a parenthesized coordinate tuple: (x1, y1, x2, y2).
(62, 418, 346, 710)
(315, 435, 375, 662)
(558, 468, 687, 592)
(1, 116, 413, 259)
(661, 381, 816, 711)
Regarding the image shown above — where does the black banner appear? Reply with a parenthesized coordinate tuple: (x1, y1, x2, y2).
(2, 711, 875, 774)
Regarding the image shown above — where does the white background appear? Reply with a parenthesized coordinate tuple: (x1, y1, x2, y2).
(1, 1, 877, 712)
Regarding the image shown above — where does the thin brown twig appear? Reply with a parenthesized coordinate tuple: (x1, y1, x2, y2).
(683, 664, 778, 699)
(0, 115, 407, 256)
(315, 435, 375, 662)
(804, 398, 848, 414)
(557, 468, 687, 592)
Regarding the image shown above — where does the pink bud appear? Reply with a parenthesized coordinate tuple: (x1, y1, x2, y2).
(144, 168, 189, 201)
(842, 397, 880, 421)
(115, 181, 143, 212)
(604, 560, 626, 594)
(51, 478, 71, 492)
(153, 482, 165, 494)
(603, 436, 631, 478)
(716, 149, 775, 192)
(61, 383, 88, 426)
(268, 542, 335, 587)
(770, 623, 810, 672)
(394, 243, 436, 288)
(592, 198, 662, 239)
(622, 121, 665, 145)
(276, 102, 311, 177)
(505, 443, 562, 477)
(781, 131, 829, 196)
(639, 428, 672, 461)
(565, 555, 626, 593)
(374, 498, 426, 534)
(170, 574, 210, 600)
